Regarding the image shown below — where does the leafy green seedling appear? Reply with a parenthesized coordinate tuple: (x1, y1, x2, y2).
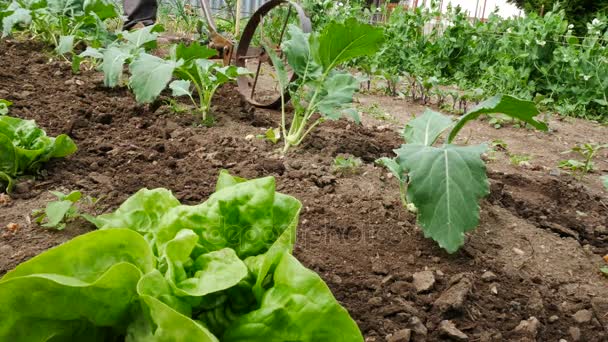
(377, 95, 548, 253)
(32, 191, 99, 230)
(0, 99, 11, 115)
(362, 103, 397, 123)
(265, 19, 384, 154)
(332, 155, 363, 176)
(602, 175, 608, 190)
(491, 139, 508, 151)
(256, 127, 281, 144)
(168, 60, 249, 122)
(509, 154, 531, 167)
(559, 143, 608, 179)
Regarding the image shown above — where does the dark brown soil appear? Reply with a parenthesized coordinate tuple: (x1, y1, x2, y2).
(2, 39, 608, 342)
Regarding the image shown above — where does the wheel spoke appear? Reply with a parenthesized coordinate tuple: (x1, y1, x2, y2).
(250, 57, 263, 98)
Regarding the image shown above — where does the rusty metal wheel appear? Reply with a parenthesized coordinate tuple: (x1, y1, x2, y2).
(235, 0, 311, 109)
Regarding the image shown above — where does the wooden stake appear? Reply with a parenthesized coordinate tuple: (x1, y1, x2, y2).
(235, 0, 242, 35)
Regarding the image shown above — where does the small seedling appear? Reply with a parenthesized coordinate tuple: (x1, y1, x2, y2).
(361, 104, 397, 123)
(491, 139, 508, 151)
(601, 175, 608, 190)
(0, 99, 11, 115)
(559, 143, 608, 179)
(256, 128, 281, 144)
(332, 155, 363, 176)
(509, 154, 531, 167)
(32, 191, 99, 230)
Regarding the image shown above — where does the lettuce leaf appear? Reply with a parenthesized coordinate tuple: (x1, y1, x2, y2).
(0, 116, 77, 192)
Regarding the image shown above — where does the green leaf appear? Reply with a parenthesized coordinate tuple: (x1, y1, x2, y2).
(0, 116, 77, 191)
(171, 41, 216, 63)
(169, 80, 192, 97)
(83, 0, 117, 20)
(316, 72, 359, 120)
(94, 188, 180, 233)
(2, 8, 31, 37)
(42, 200, 73, 228)
(282, 24, 321, 79)
(0, 99, 11, 115)
(311, 18, 384, 71)
(56, 35, 75, 55)
(0, 229, 154, 341)
(375, 157, 405, 183)
(100, 45, 132, 87)
(223, 253, 364, 342)
(395, 143, 489, 253)
(403, 109, 454, 146)
(122, 24, 163, 48)
(602, 175, 608, 190)
(263, 42, 288, 90)
(448, 95, 548, 143)
(129, 53, 181, 103)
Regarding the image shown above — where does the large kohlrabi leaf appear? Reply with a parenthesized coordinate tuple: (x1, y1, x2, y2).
(0, 229, 155, 341)
(311, 18, 384, 71)
(2, 8, 31, 37)
(83, 0, 117, 20)
(395, 143, 489, 253)
(402, 109, 454, 146)
(122, 24, 163, 49)
(171, 41, 216, 64)
(100, 45, 132, 87)
(447, 94, 548, 143)
(316, 72, 359, 120)
(282, 24, 321, 79)
(129, 53, 182, 103)
(223, 253, 364, 342)
(56, 35, 75, 55)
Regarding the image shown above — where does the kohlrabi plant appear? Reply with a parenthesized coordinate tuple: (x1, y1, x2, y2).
(0, 116, 77, 192)
(265, 18, 384, 154)
(377, 95, 548, 253)
(0, 171, 363, 341)
(128, 42, 249, 123)
(32, 190, 99, 230)
(74, 24, 164, 83)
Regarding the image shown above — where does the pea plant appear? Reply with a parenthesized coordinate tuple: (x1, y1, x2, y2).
(265, 18, 384, 154)
(378, 95, 548, 253)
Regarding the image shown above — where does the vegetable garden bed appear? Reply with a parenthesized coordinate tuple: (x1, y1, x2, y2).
(1, 38, 608, 341)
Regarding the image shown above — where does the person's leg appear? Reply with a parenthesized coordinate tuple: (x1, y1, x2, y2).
(123, 0, 158, 30)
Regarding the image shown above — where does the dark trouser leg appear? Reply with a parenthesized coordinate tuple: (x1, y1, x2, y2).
(123, 0, 158, 30)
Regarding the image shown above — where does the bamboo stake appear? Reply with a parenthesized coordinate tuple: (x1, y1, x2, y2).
(235, 0, 242, 35)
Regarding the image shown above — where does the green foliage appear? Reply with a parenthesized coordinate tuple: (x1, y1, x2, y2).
(267, 19, 384, 153)
(32, 190, 99, 230)
(332, 155, 363, 176)
(0, 171, 363, 341)
(256, 127, 281, 144)
(378, 95, 548, 253)
(559, 143, 608, 178)
(602, 175, 608, 189)
(0, 99, 11, 115)
(507, 0, 608, 34)
(0, 0, 117, 55)
(0, 116, 77, 192)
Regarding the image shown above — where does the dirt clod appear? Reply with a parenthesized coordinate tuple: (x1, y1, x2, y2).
(386, 329, 411, 342)
(412, 270, 435, 293)
(513, 317, 541, 338)
(438, 320, 468, 341)
(434, 277, 472, 313)
(572, 309, 593, 324)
